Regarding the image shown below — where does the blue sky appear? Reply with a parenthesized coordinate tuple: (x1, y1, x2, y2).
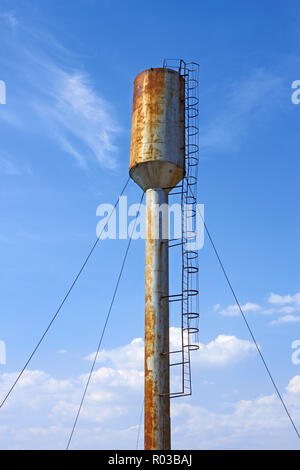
(0, 0, 299, 449)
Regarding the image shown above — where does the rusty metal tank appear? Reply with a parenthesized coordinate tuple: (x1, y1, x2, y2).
(129, 67, 185, 450)
(129, 68, 185, 191)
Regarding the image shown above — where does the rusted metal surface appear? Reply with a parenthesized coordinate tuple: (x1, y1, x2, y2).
(144, 188, 170, 449)
(129, 68, 185, 191)
(128, 67, 186, 450)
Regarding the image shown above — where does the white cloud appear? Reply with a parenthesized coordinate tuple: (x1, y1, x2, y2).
(278, 306, 298, 314)
(219, 302, 261, 317)
(0, 152, 32, 176)
(169, 326, 183, 350)
(216, 292, 300, 323)
(171, 385, 300, 450)
(0, 337, 299, 449)
(268, 292, 300, 307)
(286, 376, 300, 395)
(85, 338, 144, 370)
(56, 136, 87, 168)
(1, 370, 72, 394)
(83, 366, 143, 390)
(266, 292, 300, 319)
(286, 376, 300, 396)
(268, 293, 294, 305)
(270, 315, 300, 326)
(86, 331, 255, 370)
(31, 66, 120, 169)
(194, 335, 255, 367)
(0, 22, 121, 170)
(0, 362, 143, 449)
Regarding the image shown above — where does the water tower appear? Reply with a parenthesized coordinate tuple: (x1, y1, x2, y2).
(129, 62, 200, 450)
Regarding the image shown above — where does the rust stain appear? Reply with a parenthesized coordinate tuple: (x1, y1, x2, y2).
(130, 68, 165, 167)
(129, 68, 185, 189)
(144, 303, 158, 450)
(144, 192, 171, 449)
(144, 197, 159, 449)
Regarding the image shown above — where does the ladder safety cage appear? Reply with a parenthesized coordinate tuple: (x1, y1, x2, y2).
(163, 59, 200, 398)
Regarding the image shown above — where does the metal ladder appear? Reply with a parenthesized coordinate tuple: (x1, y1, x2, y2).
(163, 59, 200, 397)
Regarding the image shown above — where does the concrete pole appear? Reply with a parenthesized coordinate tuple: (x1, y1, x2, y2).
(144, 188, 170, 450)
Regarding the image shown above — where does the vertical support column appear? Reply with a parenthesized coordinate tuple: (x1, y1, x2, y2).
(144, 188, 170, 450)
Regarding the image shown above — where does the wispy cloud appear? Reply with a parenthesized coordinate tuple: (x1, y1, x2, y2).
(0, 11, 18, 29)
(31, 68, 120, 169)
(268, 292, 300, 306)
(0, 151, 33, 176)
(266, 292, 300, 317)
(0, 13, 120, 170)
(269, 315, 300, 326)
(0, 155, 19, 176)
(217, 291, 300, 323)
(200, 68, 284, 155)
(219, 302, 261, 317)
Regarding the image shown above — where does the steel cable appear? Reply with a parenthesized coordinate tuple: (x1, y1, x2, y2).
(0, 176, 131, 409)
(66, 190, 145, 449)
(191, 187, 300, 441)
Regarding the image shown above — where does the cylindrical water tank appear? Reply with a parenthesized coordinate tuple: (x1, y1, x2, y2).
(129, 68, 185, 191)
